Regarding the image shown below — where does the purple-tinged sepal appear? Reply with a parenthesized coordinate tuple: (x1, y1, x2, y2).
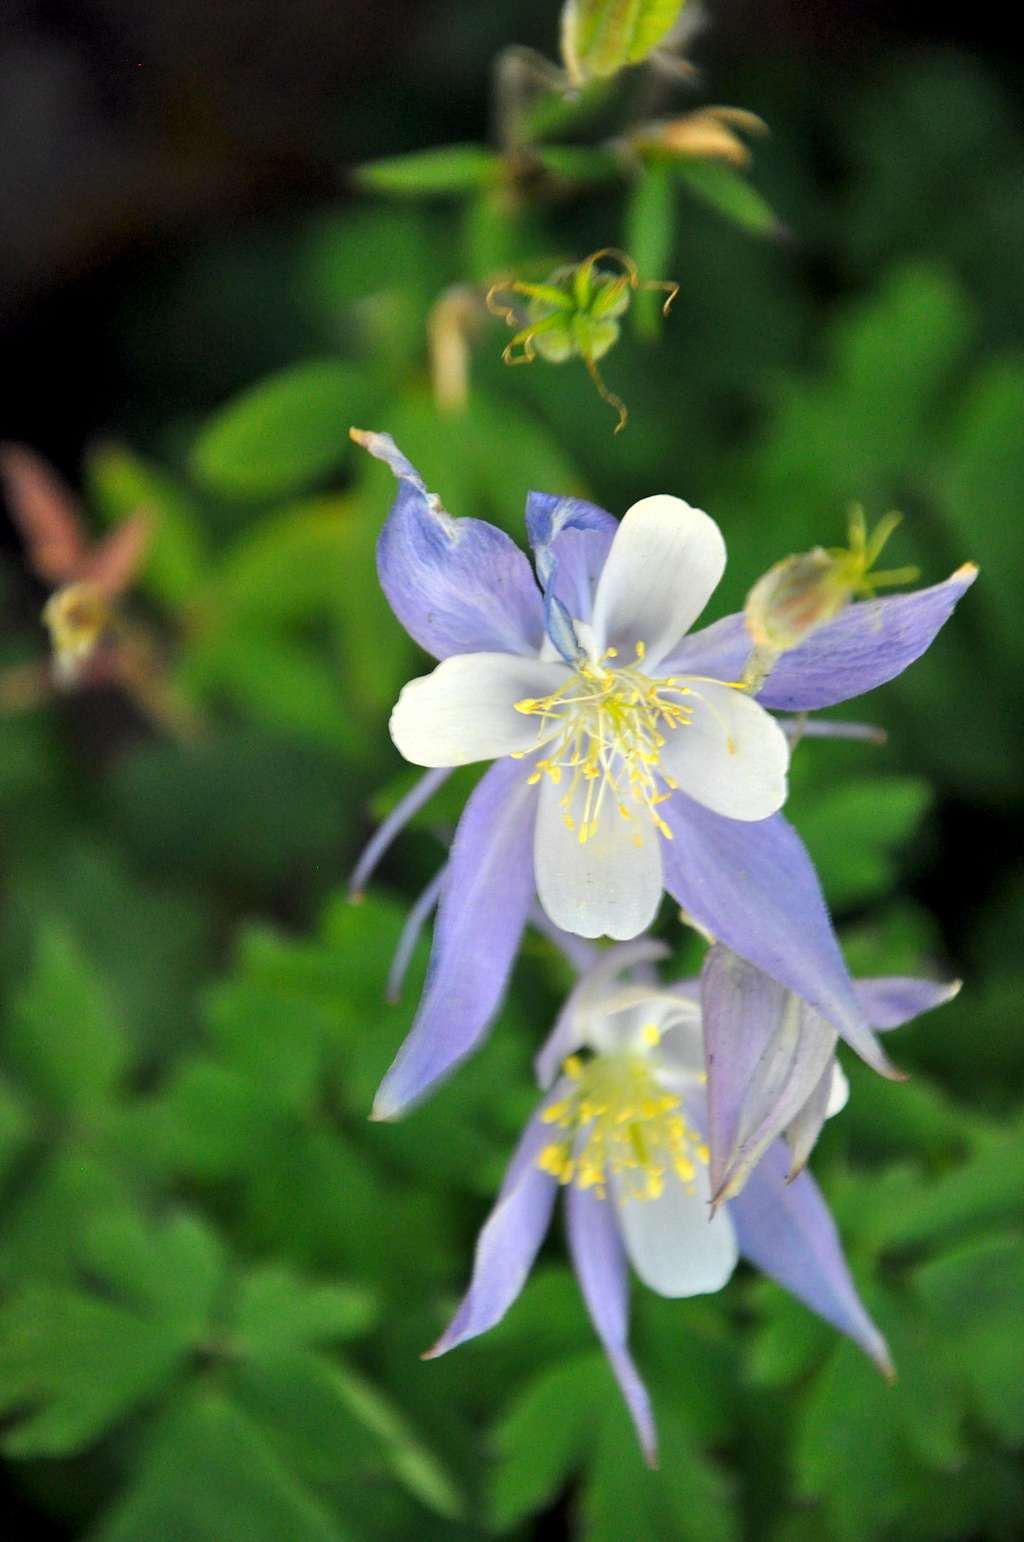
(525, 492, 617, 625)
(425, 1107, 558, 1356)
(565, 1184, 658, 1467)
(662, 799, 900, 1079)
(855, 975, 962, 1028)
(730, 1140, 893, 1377)
(702, 951, 961, 1201)
(371, 756, 537, 1120)
(665, 565, 978, 711)
(354, 428, 544, 661)
(702, 944, 839, 1208)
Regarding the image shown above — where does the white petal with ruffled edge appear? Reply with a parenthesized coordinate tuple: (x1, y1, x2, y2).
(389, 652, 570, 768)
(614, 1168, 739, 1298)
(534, 773, 663, 941)
(660, 680, 789, 820)
(589, 495, 726, 670)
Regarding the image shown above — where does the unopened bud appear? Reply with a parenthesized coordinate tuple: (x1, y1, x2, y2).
(428, 285, 482, 414)
(42, 581, 110, 684)
(630, 107, 768, 168)
(741, 506, 919, 690)
(745, 548, 848, 652)
(560, 0, 688, 87)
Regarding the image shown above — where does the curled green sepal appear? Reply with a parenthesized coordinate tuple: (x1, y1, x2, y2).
(486, 248, 679, 433)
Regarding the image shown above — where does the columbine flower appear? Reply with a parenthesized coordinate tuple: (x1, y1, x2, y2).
(701, 943, 961, 1207)
(425, 943, 891, 1466)
(351, 429, 974, 1118)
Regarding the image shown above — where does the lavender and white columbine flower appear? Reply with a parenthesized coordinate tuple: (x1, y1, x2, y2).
(425, 942, 892, 1467)
(351, 428, 975, 1118)
(701, 943, 961, 1208)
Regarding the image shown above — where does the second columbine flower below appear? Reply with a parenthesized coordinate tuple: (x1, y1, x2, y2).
(425, 943, 892, 1467)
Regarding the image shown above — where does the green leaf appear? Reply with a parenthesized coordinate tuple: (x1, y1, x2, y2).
(81, 1210, 227, 1341)
(181, 625, 355, 754)
(795, 775, 932, 910)
(868, 1123, 1024, 1251)
(0, 1285, 190, 1457)
(792, 1338, 916, 1542)
(0, 1151, 134, 1289)
(201, 970, 331, 1109)
(234, 1266, 377, 1355)
(91, 1390, 346, 1542)
(488, 1352, 607, 1528)
(191, 361, 365, 500)
(747, 1279, 836, 1388)
(5, 838, 212, 1063)
(914, 1231, 1024, 1443)
(8, 923, 127, 1118)
(151, 1058, 271, 1179)
(214, 496, 356, 623)
(532, 145, 622, 183)
(675, 161, 780, 237)
(0, 1074, 32, 1188)
(356, 145, 503, 197)
(327, 1361, 465, 1519)
(583, 1400, 738, 1542)
(86, 443, 208, 605)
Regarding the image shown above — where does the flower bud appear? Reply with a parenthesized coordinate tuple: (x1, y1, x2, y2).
(560, 0, 688, 87)
(744, 507, 920, 663)
(630, 107, 768, 168)
(745, 547, 849, 652)
(42, 581, 110, 684)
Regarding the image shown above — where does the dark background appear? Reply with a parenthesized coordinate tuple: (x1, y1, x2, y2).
(2, 0, 1021, 466)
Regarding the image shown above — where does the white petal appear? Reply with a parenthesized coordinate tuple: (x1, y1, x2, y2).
(826, 1060, 850, 1118)
(534, 773, 663, 941)
(614, 1168, 739, 1298)
(660, 681, 789, 820)
(389, 653, 569, 768)
(590, 495, 726, 669)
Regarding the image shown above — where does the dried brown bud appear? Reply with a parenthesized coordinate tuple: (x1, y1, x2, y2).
(42, 582, 111, 685)
(630, 107, 768, 168)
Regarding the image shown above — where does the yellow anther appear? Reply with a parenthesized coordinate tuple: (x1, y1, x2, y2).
(641, 1023, 661, 1046)
(635, 640, 646, 660)
(536, 1050, 703, 1204)
(517, 654, 693, 844)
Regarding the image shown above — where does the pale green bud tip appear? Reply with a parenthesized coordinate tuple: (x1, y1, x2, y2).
(745, 549, 850, 652)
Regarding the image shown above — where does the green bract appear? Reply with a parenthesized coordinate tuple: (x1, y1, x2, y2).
(560, 0, 688, 85)
(487, 248, 678, 431)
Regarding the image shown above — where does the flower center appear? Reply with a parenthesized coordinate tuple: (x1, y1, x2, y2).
(537, 1040, 708, 1202)
(514, 644, 693, 845)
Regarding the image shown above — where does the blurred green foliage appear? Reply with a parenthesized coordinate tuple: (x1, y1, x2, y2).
(1, 36, 1023, 1542)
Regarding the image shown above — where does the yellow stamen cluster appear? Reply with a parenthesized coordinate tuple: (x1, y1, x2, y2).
(514, 644, 692, 847)
(537, 1045, 708, 1202)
